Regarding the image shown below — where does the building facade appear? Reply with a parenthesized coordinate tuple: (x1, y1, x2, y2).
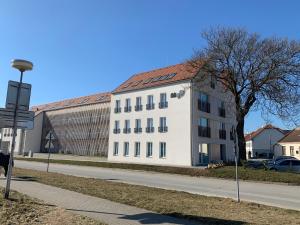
(245, 124, 289, 159)
(275, 127, 300, 160)
(108, 63, 236, 166)
(0, 128, 25, 154)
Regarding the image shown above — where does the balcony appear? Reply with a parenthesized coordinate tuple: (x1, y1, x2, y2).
(124, 106, 132, 112)
(146, 127, 154, 133)
(159, 102, 168, 109)
(113, 128, 120, 134)
(134, 127, 142, 133)
(218, 107, 226, 118)
(146, 103, 155, 110)
(158, 126, 168, 133)
(219, 129, 226, 140)
(135, 105, 143, 111)
(114, 107, 121, 113)
(198, 100, 210, 113)
(123, 128, 131, 134)
(198, 126, 211, 138)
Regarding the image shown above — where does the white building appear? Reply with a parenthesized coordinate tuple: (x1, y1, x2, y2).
(245, 124, 289, 159)
(0, 128, 25, 154)
(108, 63, 236, 166)
(275, 127, 300, 160)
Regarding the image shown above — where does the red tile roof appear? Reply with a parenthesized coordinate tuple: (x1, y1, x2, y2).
(278, 127, 300, 143)
(31, 92, 111, 114)
(245, 124, 289, 142)
(113, 62, 200, 94)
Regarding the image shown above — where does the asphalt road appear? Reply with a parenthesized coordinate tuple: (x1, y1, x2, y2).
(15, 160, 300, 211)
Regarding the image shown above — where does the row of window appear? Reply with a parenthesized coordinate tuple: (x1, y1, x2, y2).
(113, 117, 167, 134)
(198, 117, 233, 140)
(282, 146, 300, 156)
(113, 142, 167, 158)
(114, 93, 168, 113)
(198, 92, 226, 118)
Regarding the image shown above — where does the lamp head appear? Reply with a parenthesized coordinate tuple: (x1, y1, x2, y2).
(11, 59, 33, 72)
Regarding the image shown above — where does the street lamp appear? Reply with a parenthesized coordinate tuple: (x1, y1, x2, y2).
(4, 59, 33, 199)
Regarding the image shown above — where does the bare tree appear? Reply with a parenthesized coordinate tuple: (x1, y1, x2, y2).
(189, 27, 300, 160)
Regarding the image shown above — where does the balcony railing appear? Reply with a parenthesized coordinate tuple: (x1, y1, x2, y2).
(198, 100, 210, 113)
(219, 129, 226, 140)
(134, 127, 142, 133)
(159, 102, 168, 109)
(218, 107, 226, 118)
(198, 126, 211, 138)
(123, 128, 131, 134)
(158, 126, 168, 133)
(124, 106, 132, 112)
(146, 103, 155, 110)
(146, 127, 154, 133)
(114, 107, 121, 113)
(113, 128, 120, 134)
(135, 105, 143, 111)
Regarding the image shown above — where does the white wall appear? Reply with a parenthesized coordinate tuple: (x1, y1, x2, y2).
(276, 142, 300, 160)
(108, 81, 192, 166)
(0, 128, 25, 155)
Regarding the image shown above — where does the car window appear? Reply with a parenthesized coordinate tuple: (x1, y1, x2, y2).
(292, 160, 300, 166)
(279, 160, 290, 166)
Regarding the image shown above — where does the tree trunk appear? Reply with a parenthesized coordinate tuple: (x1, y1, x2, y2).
(236, 117, 246, 161)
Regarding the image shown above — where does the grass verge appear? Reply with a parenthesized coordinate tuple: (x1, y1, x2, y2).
(13, 167, 300, 225)
(16, 157, 300, 185)
(0, 186, 105, 225)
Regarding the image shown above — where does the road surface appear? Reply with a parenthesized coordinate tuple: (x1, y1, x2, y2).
(15, 160, 300, 211)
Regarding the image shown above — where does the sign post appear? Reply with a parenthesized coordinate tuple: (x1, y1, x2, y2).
(231, 126, 240, 203)
(46, 131, 55, 172)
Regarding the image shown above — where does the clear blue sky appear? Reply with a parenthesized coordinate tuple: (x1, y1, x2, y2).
(0, 0, 299, 132)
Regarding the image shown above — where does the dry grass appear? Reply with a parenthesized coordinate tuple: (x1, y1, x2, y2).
(0, 187, 105, 225)
(16, 158, 300, 185)
(13, 167, 300, 225)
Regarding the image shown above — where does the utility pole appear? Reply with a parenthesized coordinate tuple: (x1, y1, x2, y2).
(231, 126, 240, 203)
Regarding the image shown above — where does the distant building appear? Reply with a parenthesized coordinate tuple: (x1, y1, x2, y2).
(108, 63, 236, 166)
(0, 128, 25, 154)
(275, 127, 300, 160)
(245, 124, 289, 159)
(1, 92, 111, 157)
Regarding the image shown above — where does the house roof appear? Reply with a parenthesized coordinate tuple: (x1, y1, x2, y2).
(31, 92, 111, 114)
(278, 127, 300, 143)
(112, 62, 200, 94)
(245, 124, 290, 142)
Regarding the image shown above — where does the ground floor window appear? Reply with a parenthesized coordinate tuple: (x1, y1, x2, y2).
(220, 144, 226, 161)
(146, 142, 153, 157)
(290, 146, 294, 156)
(135, 142, 140, 157)
(124, 142, 129, 156)
(159, 142, 166, 158)
(282, 146, 286, 155)
(113, 142, 119, 156)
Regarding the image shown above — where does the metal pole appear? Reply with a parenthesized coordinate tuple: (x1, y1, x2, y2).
(4, 70, 23, 199)
(234, 143, 240, 203)
(47, 132, 52, 172)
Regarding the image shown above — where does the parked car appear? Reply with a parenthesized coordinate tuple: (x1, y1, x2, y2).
(270, 159, 300, 173)
(265, 156, 297, 169)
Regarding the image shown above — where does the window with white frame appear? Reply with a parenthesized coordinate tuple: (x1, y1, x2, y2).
(124, 142, 129, 156)
(290, 146, 294, 156)
(146, 142, 153, 157)
(113, 142, 119, 156)
(135, 142, 140, 157)
(159, 142, 166, 158)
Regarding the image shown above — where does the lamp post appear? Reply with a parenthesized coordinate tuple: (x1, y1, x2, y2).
(4, 59, 33, 199)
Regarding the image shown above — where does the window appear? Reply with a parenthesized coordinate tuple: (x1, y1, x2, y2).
(135, 142, 140, 157)
(159, 117, 168, 132)
(198, 92, 210, 113)
(114, 100, 121, 113)
(159, 142, 166, 158)
(282, 146, 286, 155)
(146, 95, 155, 110)
(124, 98, 131, 112)
(146, 118, 154, 133)
(123, 120, 131, 134)
(290, 146, 294, 156)
(219, 122, 226, 140)
(113, 142, 119, 155)
(219, 101, 226, 117)
(198, 118, 210, 138)
(124, 142, 129, 156)
(159, 93, 168, 108)
(134, 119, 142, 133)
(146, 142, 153, 157)
(113, 121, 120, 134)
(135, 97, 142, 111)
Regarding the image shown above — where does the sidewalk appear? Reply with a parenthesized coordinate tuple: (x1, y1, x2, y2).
(0, 177, 197, 225)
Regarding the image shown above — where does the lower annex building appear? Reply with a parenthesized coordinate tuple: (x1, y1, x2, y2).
(1, 62, 237, 166)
